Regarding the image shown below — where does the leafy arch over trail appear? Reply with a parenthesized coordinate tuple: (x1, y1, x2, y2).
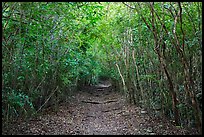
(2, 2, 202, 134)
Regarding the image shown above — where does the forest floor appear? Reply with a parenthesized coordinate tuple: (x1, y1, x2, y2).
(2, 84, 200, 135)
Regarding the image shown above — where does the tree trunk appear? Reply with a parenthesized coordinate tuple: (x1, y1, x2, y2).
(157, 50, 180, 126)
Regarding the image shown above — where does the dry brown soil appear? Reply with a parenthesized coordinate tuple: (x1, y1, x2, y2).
(2, 85, 200, 135)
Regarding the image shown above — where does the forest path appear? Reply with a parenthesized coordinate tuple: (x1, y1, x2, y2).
(73, 86, 141, 135)
(3, 85, 197, 135)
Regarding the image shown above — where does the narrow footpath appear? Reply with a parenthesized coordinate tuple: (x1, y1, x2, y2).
(3, 84, 199, 135)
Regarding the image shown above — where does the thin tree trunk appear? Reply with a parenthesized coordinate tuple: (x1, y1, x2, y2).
(116, 63, 127, 94)
(158, 51, 180, 126)
(132, 49, 144, 104)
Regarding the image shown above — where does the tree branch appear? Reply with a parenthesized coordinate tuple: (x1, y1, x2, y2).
(178, 2, 185, 51)
(122, 2, 136, 9)
(36, 86, 59, 113)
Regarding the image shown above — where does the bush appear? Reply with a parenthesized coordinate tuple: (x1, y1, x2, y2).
(2, 88, 35, 120)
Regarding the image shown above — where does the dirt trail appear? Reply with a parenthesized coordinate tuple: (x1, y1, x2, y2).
(75, 86, 140, 135)
(2, 85, 199, 135)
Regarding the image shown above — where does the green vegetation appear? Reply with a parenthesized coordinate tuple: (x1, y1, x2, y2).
(2, 2, 202, 132)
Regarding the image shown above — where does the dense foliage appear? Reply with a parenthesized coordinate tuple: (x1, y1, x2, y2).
(2, 2, 202, 133)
